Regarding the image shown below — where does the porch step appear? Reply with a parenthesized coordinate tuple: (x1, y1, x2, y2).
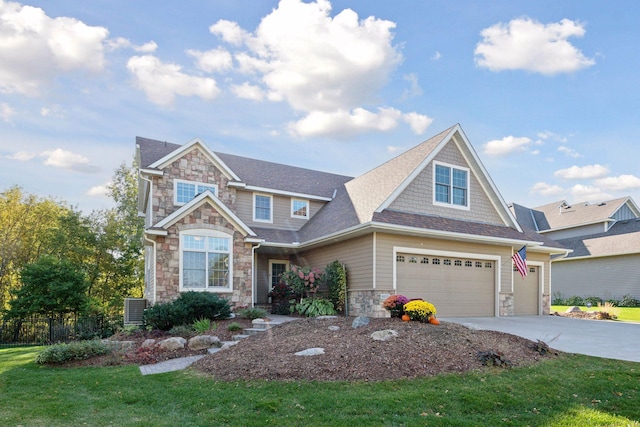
(251, 318, 275, 330)
(243, 327, 270, 336)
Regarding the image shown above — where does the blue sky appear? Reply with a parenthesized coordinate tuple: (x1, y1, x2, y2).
(1, 0, 639, 213)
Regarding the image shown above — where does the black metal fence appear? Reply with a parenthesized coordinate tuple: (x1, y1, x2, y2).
(0, 314, 123, 348)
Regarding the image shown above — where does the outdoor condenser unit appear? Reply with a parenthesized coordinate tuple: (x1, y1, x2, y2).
(124, 298, 147, 325)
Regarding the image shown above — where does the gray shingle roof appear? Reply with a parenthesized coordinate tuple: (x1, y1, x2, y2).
(555, 219, 640, 258)
(532, 197, 630, 230)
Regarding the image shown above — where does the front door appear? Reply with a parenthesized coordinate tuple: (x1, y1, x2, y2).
(269, 260, 289, 294)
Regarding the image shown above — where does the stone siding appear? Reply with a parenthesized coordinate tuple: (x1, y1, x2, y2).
(499, 292, 514, 316)
(348, 290, 388, 318)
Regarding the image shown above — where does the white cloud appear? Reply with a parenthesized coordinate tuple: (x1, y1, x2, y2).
(474, 18, 595, 75)
(431, 51, 441, 60)
(209, 19, 250, 46)
(483, 136, 532, 156)
(402, 112, 432, 135)
(231, 82, 265, 101)
(187, 48, 233, 73)
(40, 104, 65, 118)
(87, 182, 111, 197)
(135, 41, 158, 53)
(40, 148, 98, 173)
(0, 1, 109, 95)
(594, 175, 640, 191)
(387, 145, 403, 153)
(554, 164, 609, 180)
(537, 130, 568, 143)
(569, 184, 612, 203)
(288, 107, 401, 138)
(558, 145, 580, 158)
(401, 73, 423, 99)
(530, 182, 564, 197)
(1, 102, 15, 122)
(7, 150, 36, 161)
(127, 55, 220, 106)
(106, 37, 157, 53)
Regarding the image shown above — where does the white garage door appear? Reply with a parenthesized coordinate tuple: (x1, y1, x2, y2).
(514, 266, 539, 315)
(396, 253, 495, 317)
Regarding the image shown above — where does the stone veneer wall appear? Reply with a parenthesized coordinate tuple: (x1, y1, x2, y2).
(499, 292, 514, 316)
(153, 203, 253, 308)
(348, 290, 389, 318)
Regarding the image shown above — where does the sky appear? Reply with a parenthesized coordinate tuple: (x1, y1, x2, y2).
(1, 0, 639, 214)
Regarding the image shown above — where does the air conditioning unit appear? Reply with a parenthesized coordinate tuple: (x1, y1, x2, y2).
(124, 298, 147, 325)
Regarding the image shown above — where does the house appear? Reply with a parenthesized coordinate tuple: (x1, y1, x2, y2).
(511, 197, 640, 302)
(136, 124, 565, 318)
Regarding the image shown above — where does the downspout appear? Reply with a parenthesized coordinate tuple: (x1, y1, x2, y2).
(139, 171, 156, 305)
(251, 242, 262, 308)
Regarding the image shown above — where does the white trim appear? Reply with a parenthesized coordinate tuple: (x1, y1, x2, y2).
(392, 246, 501, 317)
(179, 229, 233, 292)
(253, 193, 273, 223)
(174, 179, 218, 206)
(432, 160, 471, 211)
(149, 137, 240, 181)
(244, 184, 332, 202)
(291, 198, 310, 219)
(155, 191, 256, 237)
(140, 168, 164, 176)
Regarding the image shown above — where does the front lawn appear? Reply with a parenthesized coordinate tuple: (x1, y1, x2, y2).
(1, 346, 638, 426)
(552, 306, 640, 322)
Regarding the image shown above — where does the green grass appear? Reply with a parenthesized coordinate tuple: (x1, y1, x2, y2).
(1, 347, 639, 426)
(552, 306, 640, 322)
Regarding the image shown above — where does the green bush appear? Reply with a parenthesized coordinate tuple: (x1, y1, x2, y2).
(551, 292, 566, 305)
(227, 322, 243, 332)
(168, 324, 196, 337)
(35, 340, 110, 365)
(564, 296, 584, 306)
(193, 317, 217, 333)
(294, 298, 335, 317)
(143, 292, 232, 331)
(238, 307, 268, 320)
(605, 299, 620, 307)
(324, 261, 347, 314)
(584, 296, 602, 306)
(619, 294, 640, 307)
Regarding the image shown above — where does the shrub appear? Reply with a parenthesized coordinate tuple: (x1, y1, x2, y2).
(564, 296, 584, 306)
(35, 340, 110, 365)
(281, 265, 323, 297)
(619, 294, 640, 307)
(403, 300, 437, 322)
(143, 302, 175, 331)
(325, 261, 347, 313)
(551, 292, 565, 305)
(227, 322, 243, 332)
(193, 317, 217, 333)
(168, 324, 196, 337)
(237, 307, 268, 320)
(294, 298, 335, 317)
(605, 299, 620, 307)
(382, 294, 409, 317)
(584, 296, 602, 306)
(477, 350, 512, 367)
(143, 292, 232, 331)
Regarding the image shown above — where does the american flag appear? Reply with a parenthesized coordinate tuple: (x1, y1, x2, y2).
(512, 246, 528, 279)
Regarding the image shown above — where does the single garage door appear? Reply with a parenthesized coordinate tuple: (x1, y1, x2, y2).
(396, 253, 495, 317)
(513, 266, 539, 315)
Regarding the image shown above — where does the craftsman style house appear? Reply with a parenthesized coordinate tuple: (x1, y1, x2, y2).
(136, 124, 565, 317)
(511, 197, 640, 302)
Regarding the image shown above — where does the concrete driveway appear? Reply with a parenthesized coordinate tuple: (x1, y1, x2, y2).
(443, 315, 640, 363)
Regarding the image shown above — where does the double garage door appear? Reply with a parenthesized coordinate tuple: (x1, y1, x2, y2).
(396, 252, 540, 317)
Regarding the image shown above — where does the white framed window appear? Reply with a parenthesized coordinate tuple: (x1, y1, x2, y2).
(180, 229, 232, 292)
(174, 179, 218, 206)
(253, 193, 273, 222)
(291, 199, 309, 219)
(433, 161, 469, 209)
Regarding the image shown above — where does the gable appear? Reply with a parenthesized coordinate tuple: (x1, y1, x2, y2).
(389, 141, 504, 225)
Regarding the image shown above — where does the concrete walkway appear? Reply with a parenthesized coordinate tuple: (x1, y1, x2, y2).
(443, 315, 640, 363)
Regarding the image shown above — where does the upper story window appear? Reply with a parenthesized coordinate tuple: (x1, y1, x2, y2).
(174, 179, 218, 206)
(434, 162, 469, 209)
(291, 199, 309, 219)
(180, 230, 232, 291)
(254, 193, 273, 222)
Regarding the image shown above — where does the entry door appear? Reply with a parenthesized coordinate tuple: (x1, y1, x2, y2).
(269, 260, 289, 290)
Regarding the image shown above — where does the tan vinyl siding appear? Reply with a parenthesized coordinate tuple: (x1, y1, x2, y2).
(390, 141, 504, 226)
(552, 254, 640, 301)
(295, 234, 374, 291)
(235, 190, 325, 230)
(375, 233, 511, 293)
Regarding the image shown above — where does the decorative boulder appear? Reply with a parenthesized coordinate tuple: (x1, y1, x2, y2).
(188, 335, 221, 350)
(141, 339, 156, 348)
(328, 325, 340, 331)
(565, 306, 583, 313)
(157, 337, 186, 351)
(101, 340, 136, 351)
(352, 316, 370, 329)
(371, 329, 398, 342)
(295, 347, 325, 356)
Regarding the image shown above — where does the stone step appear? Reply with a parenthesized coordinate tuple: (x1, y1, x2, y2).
(243, 327, 269, 336)
(232, 334, 250, 341)
(251, 319, 275, 330)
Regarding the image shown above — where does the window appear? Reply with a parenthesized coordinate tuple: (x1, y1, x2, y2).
(475, 261, 483, 268)
(409, 257, 418, 263)
(434, 162, 469, 208)
(465, 261, 473, 267)
(421, 257, 429, 264)
(291, 199, 309, 219)
(454, 260, 462, 266)
(174, 179, 217, 205)
(180, 230, 232, 291)
(444, 259, 451, 266)
(254, 194, 272, 222)
(396, 255, 405, 262)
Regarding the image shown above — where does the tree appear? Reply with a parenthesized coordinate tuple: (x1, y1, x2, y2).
(6, 256, 89, 318)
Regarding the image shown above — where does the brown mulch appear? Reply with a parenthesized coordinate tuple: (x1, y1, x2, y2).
(63, 317, 559, 380)
(192, 317, 558, 381)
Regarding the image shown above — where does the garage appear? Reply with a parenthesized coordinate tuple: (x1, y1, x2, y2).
(513, 266, 539, 315)
(396, 253, 495, 317)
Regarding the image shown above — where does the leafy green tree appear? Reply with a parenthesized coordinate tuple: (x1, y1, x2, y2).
(6, 256, 89, 318)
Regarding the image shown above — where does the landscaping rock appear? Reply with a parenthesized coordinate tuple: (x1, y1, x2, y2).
(141, 339, 156, 348)
(565, 306, 583, 313)
(352, 316, 370, 328)
(101, 340, 136, 351)
(188, 335, 221, 350)
(317, 315, 338, 320)
(371, 329, 398, 341)
(328, 325, 340, 331)
(157, 337, 186, 351)
(295, 347, 325, 356)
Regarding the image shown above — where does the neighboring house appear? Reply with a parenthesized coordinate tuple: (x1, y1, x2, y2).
(510, 197, 640, 301)
(136, 124, 565, 318)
